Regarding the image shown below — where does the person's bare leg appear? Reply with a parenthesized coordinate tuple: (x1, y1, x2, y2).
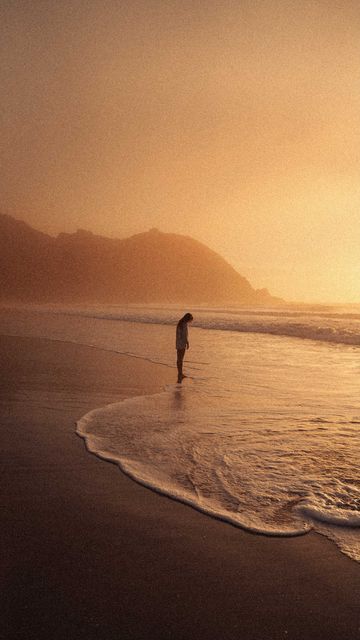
(177, 348, 185, 383)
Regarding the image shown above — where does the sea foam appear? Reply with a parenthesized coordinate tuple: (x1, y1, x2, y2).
(46, 304, 360, 346)
(77, 366, 360, 562)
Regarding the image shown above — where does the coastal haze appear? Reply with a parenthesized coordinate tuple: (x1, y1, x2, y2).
(1, 1, 360, 303)
(0, 213, 279, 304)
(2, 3, 360, 640)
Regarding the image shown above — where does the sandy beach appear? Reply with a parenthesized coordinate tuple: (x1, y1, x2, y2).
(1, 334, 360, 640)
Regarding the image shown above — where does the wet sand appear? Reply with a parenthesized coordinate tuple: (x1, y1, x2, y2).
(1, 335, 360, 640)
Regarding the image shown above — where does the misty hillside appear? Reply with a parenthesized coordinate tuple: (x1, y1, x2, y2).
(0, 214, 282, 305)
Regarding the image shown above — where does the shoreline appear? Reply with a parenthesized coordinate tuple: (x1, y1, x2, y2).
(1, 335, 360, 640)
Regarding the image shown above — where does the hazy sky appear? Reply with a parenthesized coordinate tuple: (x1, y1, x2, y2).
(1, 0, 360, 302)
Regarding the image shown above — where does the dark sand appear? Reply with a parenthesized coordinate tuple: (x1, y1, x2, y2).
(1, 335, 360, 640)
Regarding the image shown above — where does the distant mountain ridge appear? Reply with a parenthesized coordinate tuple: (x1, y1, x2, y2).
(0, 214, 282, 305)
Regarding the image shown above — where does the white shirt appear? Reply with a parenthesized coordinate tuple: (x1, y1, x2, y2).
(176, 323, 188, 350)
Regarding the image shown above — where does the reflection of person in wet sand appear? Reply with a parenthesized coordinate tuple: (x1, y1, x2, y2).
(176, 313, 193, 383)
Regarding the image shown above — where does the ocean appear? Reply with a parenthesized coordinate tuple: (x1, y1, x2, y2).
(1, 304, 359, 562)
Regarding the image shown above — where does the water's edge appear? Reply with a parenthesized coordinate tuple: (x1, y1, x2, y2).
(76, 395, 311, 538)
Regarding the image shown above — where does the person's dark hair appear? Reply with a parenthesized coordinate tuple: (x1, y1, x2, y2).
(177, 312, 193, 327)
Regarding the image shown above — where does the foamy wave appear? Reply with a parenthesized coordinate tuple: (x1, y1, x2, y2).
(76, 399, 311, 538)
(47, 305, 360, 346)
(198, 319, 360, 346)
(76, 383, 360, 562)
(297, 502, 360, 527)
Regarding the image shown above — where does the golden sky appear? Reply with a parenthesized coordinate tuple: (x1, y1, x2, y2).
(1, 1, 360, 302)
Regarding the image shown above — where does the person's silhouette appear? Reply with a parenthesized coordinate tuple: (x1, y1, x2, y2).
(176, 313, 193, 383)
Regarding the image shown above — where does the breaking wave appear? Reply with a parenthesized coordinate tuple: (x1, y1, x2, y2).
(45, 304, 360, 347)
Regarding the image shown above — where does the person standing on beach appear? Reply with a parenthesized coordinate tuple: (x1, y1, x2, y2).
(176, 313, 193, 383)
